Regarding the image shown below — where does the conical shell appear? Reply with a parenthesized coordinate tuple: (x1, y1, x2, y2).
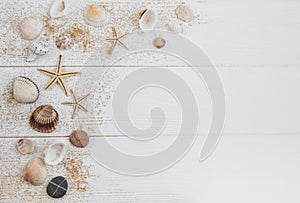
(138, 9, 157, 31)
(12, 76, 39, 104)
(17, 139, 35, 155)
(50, 0, 70, 19)
(27, 41, 49, 62)
(18, 16, 43, 40)
(44, 143, 67, 165)
(29, 105, 59, 133)
(84, 4, 109, 27)
(23, 157, 47, 186)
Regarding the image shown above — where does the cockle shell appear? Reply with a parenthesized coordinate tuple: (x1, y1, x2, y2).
(23, 157, 47, 186)
(26, 41, 49, 62)
(153, 37, 166, 49)
(167, 21, 183, 33)
(138, 9, 158, 31)
(17, 139, 35, 155)
(29, 105, 59, 133)
(50, 0, 70, 19)
(12, 76, 39, 104)
(43, 143, 67, 165)
(55, 33, 74, 50)
(175, 4, 194, 23)
(84, 4, 110, 27)
(18, 16, 43, 40)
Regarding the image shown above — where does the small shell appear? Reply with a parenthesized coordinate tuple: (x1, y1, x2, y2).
(167, 21, 183, 33)
(17, 139, 35, 155)
(175, 4, 194, 23)
(69, 130, 89, 148)
(84, 4, 109, 27)
(26, 41, 49, 62)
(138, 9, 157, 31)
(44, 143, 67, 165)
(153, 37, 166, 49)
(29, 105, 59, 133)
(18, 16, 43, 40)
(55, 33, 74, 50)
(50, 0, 70, 19)
(12, 76, 39, 104)
(23, 157, 47, 186)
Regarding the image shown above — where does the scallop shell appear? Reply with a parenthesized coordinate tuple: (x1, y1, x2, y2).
(55, 33, 74, 50)
(29, 105, 59, 133)
(50, 0, 70, 19)
(26, 41, 49, 62)
(43, 143, 67, 165)
(167, 21, 183, 33)
(17, 139, 35, 155)
(153, 37, 166, 49)
(175, 4, 194, 23)
(84, 4, 110, 27)
(12, 76, 39, 104)
(138, 9, 157, 31)
(18, 16, 43, 40)
(23, 157, 47, 186)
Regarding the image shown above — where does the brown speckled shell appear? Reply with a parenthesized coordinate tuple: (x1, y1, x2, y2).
(29, 105, 59, 133)
(69, 130, 89, 148)
(55, 33, 74, 50)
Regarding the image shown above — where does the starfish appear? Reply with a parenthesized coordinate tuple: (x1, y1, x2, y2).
(37, 55, 80, 96)
(106, 27, 128, 54)
(61, 89, 90, 119)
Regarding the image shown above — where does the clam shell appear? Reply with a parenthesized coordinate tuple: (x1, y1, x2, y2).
(175, 4, 194, 23)
(44, 143, 67, 165)
(138, 9, 157, 31)
(84, 4, 109, 27)
(18, 16, 43, 40)
(69, 130, 89, 148)
(55, 33, 74, 50)
(50, 0, 70, 19)
(12, 76, 39, 104)
(17, 139, 35, 155)
(23, 157, 47, 186)
(26, 41, 49, 62)
(153, 37, 166, 49)
(29, 105, 59, 133)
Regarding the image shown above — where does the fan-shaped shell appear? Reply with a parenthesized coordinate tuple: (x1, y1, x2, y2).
(18, 16, 43, 40)
(27, 41, 49, 62)
(29, 105, 59, 133)
(138, 9, 157, 31)
(23, 157, 47, 186)
(84, 4, 109, 27)
(44, 143, 67, 165)
(50, 0, 70, 19)
(17, 139, 35, 155)
(12, 76, 39, 103)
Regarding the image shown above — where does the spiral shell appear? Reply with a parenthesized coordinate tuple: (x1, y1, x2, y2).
(55, 33, 74, 50)
(17, 139, 35, 155)
(29, 105, 59, 133)
(23, 157, 47, 186)
(12, 76, 39, 104)
(84, 4, 109, 27)
(43, 143, 67, 165)
(18, 16, 43, 40)
(26, 41, 49, 62)
(138, 9, 157, 31)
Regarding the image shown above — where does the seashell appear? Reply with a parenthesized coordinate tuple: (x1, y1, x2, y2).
(138, 9, 158, 31)
(153, 37, 166, 49)
(84, 4, 110, 27)
(43, 143, 67, 165)
(50, 0, 70, 19)
(18, 16, 43, 40)
(29, 105, 59, 133)
(17, 139, 35, 155)
(69, 130, 89, 148)
(23, 157, 47, 186)
(26, 41, 49, 62)
(55, 33, 74, 50)
(167, 21, 183, 33)
(12, 76, 39, 103)
(175, 4, 194, 23)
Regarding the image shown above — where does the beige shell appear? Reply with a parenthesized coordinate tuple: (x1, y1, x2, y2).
(138, 9, 157, 31)
(175, 4, 194, 23)
(84, 4, 109, 27)
(55, 33, 74, 50)
(50, 0, 70, 19)
(18, 16, 43, 40)
(167, 21, 183, 33)
(12, 76, 39, 103)
(17, 139, 35, 155)
(23, 157, 47, 186)
(29, 105, 59, 133)
(153, 37, 166, 49)
(43, 143, 67, 165)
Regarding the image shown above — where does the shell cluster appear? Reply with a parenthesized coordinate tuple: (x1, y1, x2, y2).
(18, 16, 43, 40)
(56, 33, 74, 50)
(17, 139, 35, 155)
(43, 143, 67, 165)
(138, 9, 157, 31)
(12, 76, 39, 104)
(29, 105, 59, 133)
(27, 41, 49, 62)
(84, 4, 110, 27)
(23, 157, 47, 186)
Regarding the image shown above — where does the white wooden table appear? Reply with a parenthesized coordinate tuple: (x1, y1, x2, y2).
(1, 0, 300, 202)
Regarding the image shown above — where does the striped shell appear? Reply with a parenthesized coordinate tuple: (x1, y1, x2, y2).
(30, 105, 59, 133)
(84, 4, 110, 27)
(12, 76, 39, 103)
(18, 16, 43, 40)
(23, 157, 47, 186)
(17, 139, 35, 155)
